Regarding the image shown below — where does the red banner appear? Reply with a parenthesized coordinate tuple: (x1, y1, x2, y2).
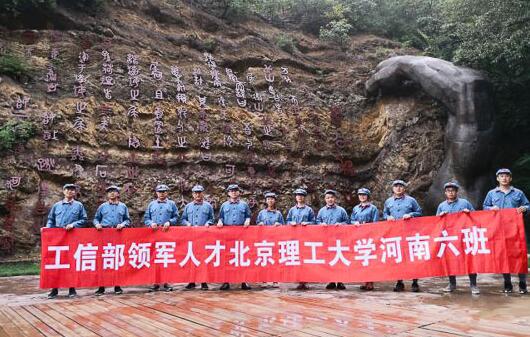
(40, 209, 528, 288)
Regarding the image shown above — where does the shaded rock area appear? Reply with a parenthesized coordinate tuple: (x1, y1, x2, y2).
(366, 56, 495, 208)
(0, 0, 483, 258)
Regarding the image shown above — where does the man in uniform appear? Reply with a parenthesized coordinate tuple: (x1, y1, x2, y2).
(316, 189, 349, 290)
(45, 183, 88, 299)
(217, 184, 252, 290)
(181, 184, 214, 290)
(93, 185, 130, 296)
(286, 188, 315, 225)
(436, 182, 479, 295)
(383, 180, 422, 292)
(144, 184, 179, 292)
(483, 168, 529, 294)
(286, 188, 315, 290)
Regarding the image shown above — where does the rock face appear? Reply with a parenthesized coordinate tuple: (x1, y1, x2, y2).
(366, 56, 495, 209)
(0, 1, 490, 258)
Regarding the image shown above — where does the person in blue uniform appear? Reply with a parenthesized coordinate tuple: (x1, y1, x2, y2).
(351, 188, 379, 291)
(317, 189, 349, 290)
(144, 184, 179, 292)
(436, 182, 479, 295)
(45, 183, 88, 299)
(483, 168, 529, 294)
(257, 192, 284, 226)
(181, 184, 214, 290)
(217, 184, 252, 290)
(383, 180, 423, 292)
(286, 188, 316, 290)
(286, 188, 315, 226)
(93, 185, 130, 296)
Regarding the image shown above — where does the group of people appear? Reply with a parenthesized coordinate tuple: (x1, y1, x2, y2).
(45, 168, 529, 299)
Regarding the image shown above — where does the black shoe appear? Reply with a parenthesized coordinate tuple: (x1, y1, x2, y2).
(296, 283, 308, 290)
(68, 288, 77, 298)
(220, 283, 230, 290)
(241, 282, 251, 290)
(95, 287, 105, 296)
(185, 283, 196, 290)
(519, 281, 527, 294)
(411, 282, 420, 292)
(163, 283, 173, 292)
(114, 286, 123, 295)
(393, 281, 405, 292)
(337, 282, 346, 290)
(47, 288, 58, 299)
(149, 284, 160, 292)
(503, 281, 513, 293)
(326, 282, 337, 290)
(201, 283, 208, 290)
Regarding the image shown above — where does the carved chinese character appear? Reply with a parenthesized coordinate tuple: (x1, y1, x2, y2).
(15, 96, 30, 110)
(225, 164, 235, 176)
(176, 93, 187, 103)
(126, 165, 140, 179)
(95, 164, 108, 178)
(73, 164, 85, 178)
(200, 137, 211, 150)
(225, 68, 237, 82)
(130, 89, 140, 101)
(5, 177, 21, 190)
(224, 135, 235, 147)
(73, 116, 87, 132)
(217, 96, 227, 108)
(280, 66, 292, 83)
(101, 76, 114, 86)
(127, 105, 139, 118)
(50, 47, 60, 60)
(70, 145, 85, 161)
(152, 135, 164, 149)
(128, 135, 141, 149)
(177, 106, 188, 119)
(41, 111, 56, 126)
(176, 136, 189, 148)
(36, 158, 56, 171)
(43, 130, 59, 141)
(98, 116, 110, 132)
(150, 62, 163, 80)
(243, 123, 253, 136)
(78, 50, 89, 64)
(154, 89, 164, 100)
(192, 67, 203, 87)
(339, 159, 355, 177)
(264, 64, 274, 83)
(246, 72, 256, 84)
(46, 82, 58, 93)
(198, 120, 209, 133)
(245, 138, 253, 150)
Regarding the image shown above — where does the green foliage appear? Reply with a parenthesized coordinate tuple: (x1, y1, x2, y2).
(0, 55, 31, 80)
(194, 0, 256, 20)
(203, 37, 218, 52)
(319, 19, 352, 49)
(0, 261, 40, 277)
(275, 34, 296, 53)
(0, 121, 36, 151)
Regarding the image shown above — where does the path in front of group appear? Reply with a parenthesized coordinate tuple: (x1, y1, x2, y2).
(0, 274, 529, 336)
